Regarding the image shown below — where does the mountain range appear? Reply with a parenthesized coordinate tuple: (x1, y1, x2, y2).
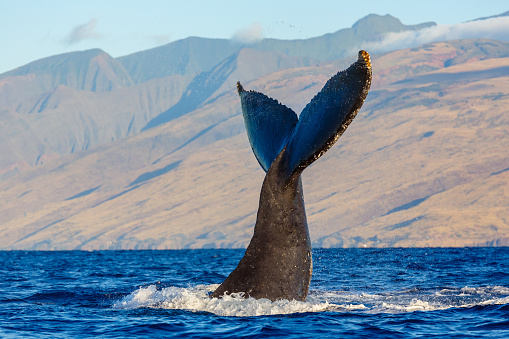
(0, 13, 508, 249)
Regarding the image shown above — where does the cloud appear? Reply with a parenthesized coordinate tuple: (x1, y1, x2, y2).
(151, 34, 172, 46)
(63, 19, 101, 45)
(231, 23, 264, 44)
(358, 16, 509, 54)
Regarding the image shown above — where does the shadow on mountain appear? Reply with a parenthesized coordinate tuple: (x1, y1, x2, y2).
(65, 186, 102, 201)
(394, 66, 509, 86)
(171, 121, 223, 155)
(385, 216, 423, 231)
(129, 160, 182, 186)
(142, 54, 237, 131)
(383, 196, 432, 216)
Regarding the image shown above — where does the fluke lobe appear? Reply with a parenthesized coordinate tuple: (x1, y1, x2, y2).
(212, 51, 372, 301)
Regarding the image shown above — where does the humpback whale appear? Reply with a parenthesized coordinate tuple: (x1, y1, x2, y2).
(212, 51, 372, 301)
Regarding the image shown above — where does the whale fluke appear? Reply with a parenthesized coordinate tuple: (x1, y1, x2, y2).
(212, 51, 372, 301)
(236, 81, 298, 172)
(284, 50, 372, 176)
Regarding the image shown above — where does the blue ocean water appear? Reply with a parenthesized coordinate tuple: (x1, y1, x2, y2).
(1, 248, 508, 338)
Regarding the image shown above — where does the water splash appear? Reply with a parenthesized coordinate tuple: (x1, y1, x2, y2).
(114, 285, 509, 317)
(114, 284, 357, 316)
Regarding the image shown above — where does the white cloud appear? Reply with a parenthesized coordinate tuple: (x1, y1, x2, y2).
(358, 16, 509, 54)
(231, 22, 264, 44)
(63, 19, 101, 45)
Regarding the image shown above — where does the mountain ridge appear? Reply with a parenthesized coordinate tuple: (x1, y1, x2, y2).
(117, 13, 436, 84)
(0, 49, 133, 92)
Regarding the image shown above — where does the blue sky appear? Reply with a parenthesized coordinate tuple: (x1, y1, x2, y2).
(1, 0, 508, 74)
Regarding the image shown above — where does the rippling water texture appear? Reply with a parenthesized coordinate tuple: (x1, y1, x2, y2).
(1, 248, 508, 338)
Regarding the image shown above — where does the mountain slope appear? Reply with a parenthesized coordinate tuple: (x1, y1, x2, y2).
(143, 47, 313, 130)
(118, 37, 240, 84)
(0, 46, 314, 176)
(0, 69, 192, 178)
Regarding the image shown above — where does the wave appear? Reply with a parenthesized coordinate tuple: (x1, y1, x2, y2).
(113, 284, 509, 317)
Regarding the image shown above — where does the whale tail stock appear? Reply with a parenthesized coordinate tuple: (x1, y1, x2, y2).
(212, 51, 372, 301)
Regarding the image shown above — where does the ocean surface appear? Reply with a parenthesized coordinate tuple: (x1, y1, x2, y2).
(1, 248, 508, 338)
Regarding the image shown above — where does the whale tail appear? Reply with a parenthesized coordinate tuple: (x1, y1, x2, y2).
(238, 50, 372, 177)
(212, 51, 372, 301)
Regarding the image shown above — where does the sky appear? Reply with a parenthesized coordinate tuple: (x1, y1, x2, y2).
(1, 0, 508, 74)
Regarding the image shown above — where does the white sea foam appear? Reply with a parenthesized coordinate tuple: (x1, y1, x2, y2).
(380, 299, 434, 312)
(113, 285, 509, 317)
(113, 284, 349, 317)
(374, 285, 509, 313)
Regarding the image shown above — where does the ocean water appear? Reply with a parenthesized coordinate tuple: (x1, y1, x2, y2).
(1, 248, 508, 338)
